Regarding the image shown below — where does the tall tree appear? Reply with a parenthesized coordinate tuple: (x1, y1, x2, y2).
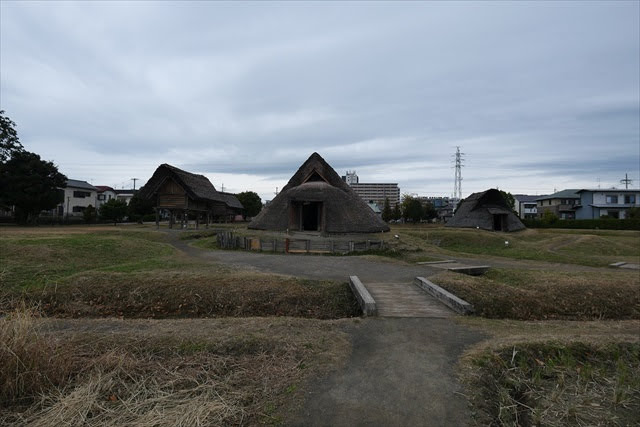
(0, 110, 24, 163)
(128, 192, 155, 223)
(235, 191, 262, 218)
(423, 202, 437, 221)
(401, 195, 424, 222)
(392, 203, 401, 220)
(381, 197, 393, 222)
(99, 199, 128, 225)
(499, 190, 516, 212)
(0, 150, 67, 224)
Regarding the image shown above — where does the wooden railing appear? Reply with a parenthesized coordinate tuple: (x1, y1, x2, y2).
(216, 231, 385, 254)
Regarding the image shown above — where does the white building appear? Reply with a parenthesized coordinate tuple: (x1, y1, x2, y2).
(95, 186, 117, 210)
(342, 171, 400, 208)
(513, 194, 542, 219)
(58, 180, 98, 217)
(575, 189, 639, 219)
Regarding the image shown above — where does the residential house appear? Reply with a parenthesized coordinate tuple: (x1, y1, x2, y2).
(58, 179, 98, 217)
(513, 194, 544, 219)
(114, 189, 135, 205)
(95, 186, 117, 209)
(575, 189, 639, 219)
(536, 190, 580, 220)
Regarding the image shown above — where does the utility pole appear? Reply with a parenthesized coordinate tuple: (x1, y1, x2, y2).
(453, 146, 464, 200)
(221, 183, 225, 192)
(131, 178, 139, 191)
(620, 173, 633, 190)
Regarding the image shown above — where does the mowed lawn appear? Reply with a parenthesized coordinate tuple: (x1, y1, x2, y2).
(385, 225, 640, 267)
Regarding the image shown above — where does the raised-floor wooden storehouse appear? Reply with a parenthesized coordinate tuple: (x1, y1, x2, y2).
(138, 164, 243, 228)
(248, 152, 390, 234)
(446, 189, 525, 232)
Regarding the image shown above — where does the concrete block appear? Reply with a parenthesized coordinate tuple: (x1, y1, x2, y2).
(413, 277, 474, 315)
(349, 276, 377, 316)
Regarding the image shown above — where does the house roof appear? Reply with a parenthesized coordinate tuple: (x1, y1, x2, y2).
(576, 188, 640, 193)
(114, 189, 135, 195)
(513, 194, 544, 203)
(248, 152, 390, 233)
(536, 189, 580, 201)
(66, 179, 97, 191)
(95, 186, 114, 192)
(446, 189, 525, 232)
(138, 163, 243, 209)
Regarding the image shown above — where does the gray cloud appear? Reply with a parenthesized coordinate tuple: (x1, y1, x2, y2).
(1, 2, 638, 200)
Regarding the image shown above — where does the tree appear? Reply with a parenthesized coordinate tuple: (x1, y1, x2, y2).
(541, 210, 558, 225)
(381, 197, 393, 222)
(0, 150, 67, 224)
(423, 202, 437, 221)
(83, 205, 96, 223)
(499, 190, 516, 212)
(99, 199, 128, 225)
(627, 206, 639, 219)
(128, 192, 155, 223)
(0, 110, 24, 163)
(235, 191, 262, 219)
(401, 195, 424, 222)
(392, 203, 401, 220)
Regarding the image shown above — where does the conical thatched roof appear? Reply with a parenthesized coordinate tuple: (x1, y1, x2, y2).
(249, 153, 389, 233)
(446, 189, 525, 232)
(138, 164, 243, 209)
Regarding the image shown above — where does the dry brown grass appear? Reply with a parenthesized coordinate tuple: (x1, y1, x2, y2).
(462, 341, 640, 426)
(3, 269, 360, 319)
(1, 312, 352, 426)
(0, 305, 74, 405)
(431, 269, 640, 320)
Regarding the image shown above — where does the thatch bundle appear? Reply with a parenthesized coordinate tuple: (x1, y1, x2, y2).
(447, 189, 525, 232)
(249, 153, 389, 234)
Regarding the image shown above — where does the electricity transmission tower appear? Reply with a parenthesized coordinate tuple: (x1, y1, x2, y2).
(620, 173, 633, 190)
(453, 146, 464, 200)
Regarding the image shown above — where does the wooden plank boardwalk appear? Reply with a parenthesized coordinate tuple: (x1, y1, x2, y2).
(363, 282, 453, 318)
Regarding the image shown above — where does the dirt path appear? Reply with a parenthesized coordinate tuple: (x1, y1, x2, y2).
(162, 232, 487, 425)
(166, 232, 442, 283)
(288, 318, 485, 427)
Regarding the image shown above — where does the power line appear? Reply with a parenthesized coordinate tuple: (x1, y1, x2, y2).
(620, 173, 633, 190)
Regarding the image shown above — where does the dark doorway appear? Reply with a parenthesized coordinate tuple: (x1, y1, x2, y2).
(493, 214, 504, 231)
(302, 202, 321, 231)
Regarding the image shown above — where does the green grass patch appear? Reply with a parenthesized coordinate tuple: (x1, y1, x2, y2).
(385, 226, 640, 267)
(431, 268, 640, 320)
(0, 230, 174, 290)
(466, 341, 640, 426)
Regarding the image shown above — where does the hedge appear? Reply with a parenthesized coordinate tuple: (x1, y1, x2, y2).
(523, 218, 640, 230)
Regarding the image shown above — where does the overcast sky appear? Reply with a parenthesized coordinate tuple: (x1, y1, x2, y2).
(1, 1, 639, 201)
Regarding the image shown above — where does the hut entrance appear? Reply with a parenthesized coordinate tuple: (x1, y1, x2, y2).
(492, 214, 507, 231)
(301, 202, 322, 231)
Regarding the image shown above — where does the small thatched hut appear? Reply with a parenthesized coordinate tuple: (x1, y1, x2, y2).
(249, 153, 390, 234)
(447, 189, 525, 232)
(138, 164, 243, 227)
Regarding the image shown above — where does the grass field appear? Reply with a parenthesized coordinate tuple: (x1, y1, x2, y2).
(431, 268, 640, 320)
(2, 224, 639, 426)
(0, 226, 359, 319)
(384, 225, 640, 267)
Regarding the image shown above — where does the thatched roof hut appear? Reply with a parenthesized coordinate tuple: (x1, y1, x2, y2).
(138, 164, 243, 226)
(446, 189, 525, 232)
(249, 153, 390, 234)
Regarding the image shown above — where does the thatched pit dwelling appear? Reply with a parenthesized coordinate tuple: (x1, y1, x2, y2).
(446, 189, 525, 232)
(138, 164, 243, 228)
(248, 153, 390, 234)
